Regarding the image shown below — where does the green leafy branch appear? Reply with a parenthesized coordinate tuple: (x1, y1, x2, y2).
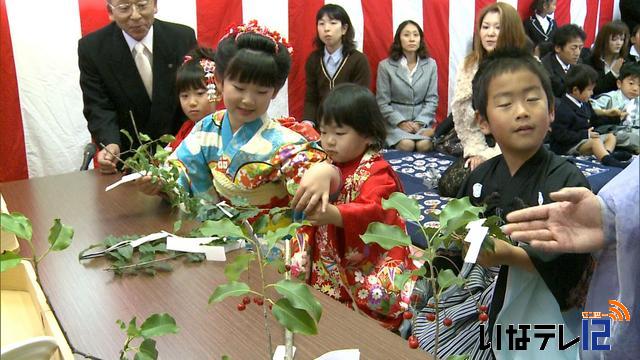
(361, 193, 508, 359)
(0, 212, 74, 277)
(207, 217, 321, 360)
(117, 313, 178, 360)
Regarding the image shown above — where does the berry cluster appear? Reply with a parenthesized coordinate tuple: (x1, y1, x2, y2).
(236, 296, 266, 311)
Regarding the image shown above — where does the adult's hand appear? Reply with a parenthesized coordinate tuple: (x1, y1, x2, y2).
(398, 121, 417, 134)
(134, 175, 164, 196)
(464, 155, 485, 171)
(97, 143, 120, 174)
(504, 187, 605, 253)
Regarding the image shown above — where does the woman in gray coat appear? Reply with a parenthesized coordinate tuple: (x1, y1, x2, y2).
(376, 20, 438, 152)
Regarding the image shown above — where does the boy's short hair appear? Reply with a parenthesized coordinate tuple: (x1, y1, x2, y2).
(472, 47, 554, 120)
(619, 62, 640, 82)
(553, 24, 587, 47)
(564, 64, 598, 92)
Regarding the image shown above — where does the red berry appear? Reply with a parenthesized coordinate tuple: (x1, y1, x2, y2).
(426, 313, 436, 322)
(237, 303, 246, 311)
(403, 311, 413, 320)
(443, 317, 453, 327)
(479, 305, 489, 312)
(254, 296, 264, 306)
(479, 313, 489, 322)
(269, 303, 273, 310)
(242, 296, 251, 305)
(408, 335, 419, 349)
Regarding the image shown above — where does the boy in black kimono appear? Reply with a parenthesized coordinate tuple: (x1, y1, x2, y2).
(459, 48, 593, 357)
(549, 64, 629, 168)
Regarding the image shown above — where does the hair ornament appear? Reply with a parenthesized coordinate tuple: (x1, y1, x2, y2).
(199, 58, 220, 102)
(221, 19, 294, 55)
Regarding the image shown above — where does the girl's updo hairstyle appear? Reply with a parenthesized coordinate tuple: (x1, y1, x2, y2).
(176, 47, 215, 93)
(215, 31, 291, 91)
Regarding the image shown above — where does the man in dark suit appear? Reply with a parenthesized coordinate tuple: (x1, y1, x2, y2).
(541, 24, 586, 98)
(78, 0, 196, 173)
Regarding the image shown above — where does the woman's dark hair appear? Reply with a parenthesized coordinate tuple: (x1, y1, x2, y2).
(215, 32, 291, 90)
(313, 4, 356, 54)
(389, 20, 429, 61)
(176, 47, 215, 93)
(591, 20, 629, 71)
(529, 0, 553, 15)
(318, 83, 386, 151)
(472, 47, 554, 120)
(565, 64, 598, 92)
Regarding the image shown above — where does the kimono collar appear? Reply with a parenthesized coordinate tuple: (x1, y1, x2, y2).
(511, 146, 549, 177)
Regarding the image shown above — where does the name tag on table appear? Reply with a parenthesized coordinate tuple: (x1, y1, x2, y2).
(165, 234, 244, 261)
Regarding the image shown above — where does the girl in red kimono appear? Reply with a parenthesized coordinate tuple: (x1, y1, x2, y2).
(303, 83, 415, 329)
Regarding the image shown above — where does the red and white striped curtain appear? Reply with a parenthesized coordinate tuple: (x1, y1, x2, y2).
(0, 0, 620, 182)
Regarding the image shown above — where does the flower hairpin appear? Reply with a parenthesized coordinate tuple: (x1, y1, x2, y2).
(221, 19, 294, 55)
(199, 58, 219, 103)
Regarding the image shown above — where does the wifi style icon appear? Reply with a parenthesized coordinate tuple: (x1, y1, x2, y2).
(604, 300, 631, 321)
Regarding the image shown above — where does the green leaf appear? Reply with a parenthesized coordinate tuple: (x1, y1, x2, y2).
(251, 215, 269, 235)
(135, 338, 158, 360)
(199, 219, 245, 239)
(208, 282, 251, 303)
(484, 216, 508, 242)
(47, 219, 74, 251)
(159, 134, 176, 144)
(120, 129, 134, 147)
(127, 317, 140, 337)
(443, 211, 483, 236)
(116, 245, 134, 261)
(439, 197, 485, 234)
(360, 222, 411, 250)
(224, 253, 255, 282)
(116, 319, 126, 331)
(140, 313, 178, 338)
(273, 279, 322, 323)
(271, 298, 318, 335)
(412, 266, 427, 277)
(0, 251, 22, 272)
(392, 271, 411, 291)
(139, 133, 152, 143)
(381, 192, 421, 222)
(152, 262, 173, 272)
(153, 145, 171, 162)
(437, 269, 465, 290)
(173, 220, 182, 233)
(446, 355, 470, 360)
(264, 222, 302, 251)
(0, 212, 32, 241)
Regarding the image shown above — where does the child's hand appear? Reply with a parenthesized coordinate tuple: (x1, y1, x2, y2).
(398, 121, 417, 133)
(305, 204, 343, 227)
(464, 155, 485, 171)
(292, 163, 340, 214)
(589, 131, 600, 139)
(134, 175, 164, 196)
(419, 127, 435, 137)
(474, 239, 513, 268)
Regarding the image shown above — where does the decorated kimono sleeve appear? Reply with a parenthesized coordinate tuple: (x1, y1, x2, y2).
(337, 162, 405, 236)
(169, 126, 216, 195)
(276, 141, 327, 196)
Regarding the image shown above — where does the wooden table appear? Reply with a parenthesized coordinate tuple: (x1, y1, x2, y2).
(1, 171, 427, 359)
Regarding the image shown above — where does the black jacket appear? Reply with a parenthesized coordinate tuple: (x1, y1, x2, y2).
(78, 20, 197, 149)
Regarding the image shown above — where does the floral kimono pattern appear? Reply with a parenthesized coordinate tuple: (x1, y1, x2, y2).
(307, 149, 415, 329)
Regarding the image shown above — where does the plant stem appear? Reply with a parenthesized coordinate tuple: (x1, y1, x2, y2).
(242, 220, 273, 359)
(429, 261, 440, 360)
(26, 240, 40, 278)
(284, 239, 294, 360)
(104, 253, 184, 271)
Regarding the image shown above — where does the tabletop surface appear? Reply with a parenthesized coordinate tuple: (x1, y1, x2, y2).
(0, 171, 428, 360)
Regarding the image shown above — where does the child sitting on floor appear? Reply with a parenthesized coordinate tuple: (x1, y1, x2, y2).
(303, 83, 415, 330)
(590, 62, 640, 153)
(414, 48, 593, 360)
(549, 64, 629, 168)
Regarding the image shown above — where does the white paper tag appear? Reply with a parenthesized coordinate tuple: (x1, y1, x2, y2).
(105, 171, 145, 191)
(537, 191, 544, 206)
(273, 345, 297, 360)
(129, 232, 169, 248)
(202, 246, 226, 261)
(463, 219, 489, 264)
(314, 349, 361, 360)
(165, 235, 219, 253)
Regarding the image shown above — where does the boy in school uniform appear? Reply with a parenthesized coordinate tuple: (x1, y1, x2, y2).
(591, 62, 640, 153)
(454, 47, 593, 359)
(549, 64, 630, 167)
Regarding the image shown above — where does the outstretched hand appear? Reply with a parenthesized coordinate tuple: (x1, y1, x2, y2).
(291, 162, 340, 214)
(504, 187, 605, 253)
(134, 175, 164, 196)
